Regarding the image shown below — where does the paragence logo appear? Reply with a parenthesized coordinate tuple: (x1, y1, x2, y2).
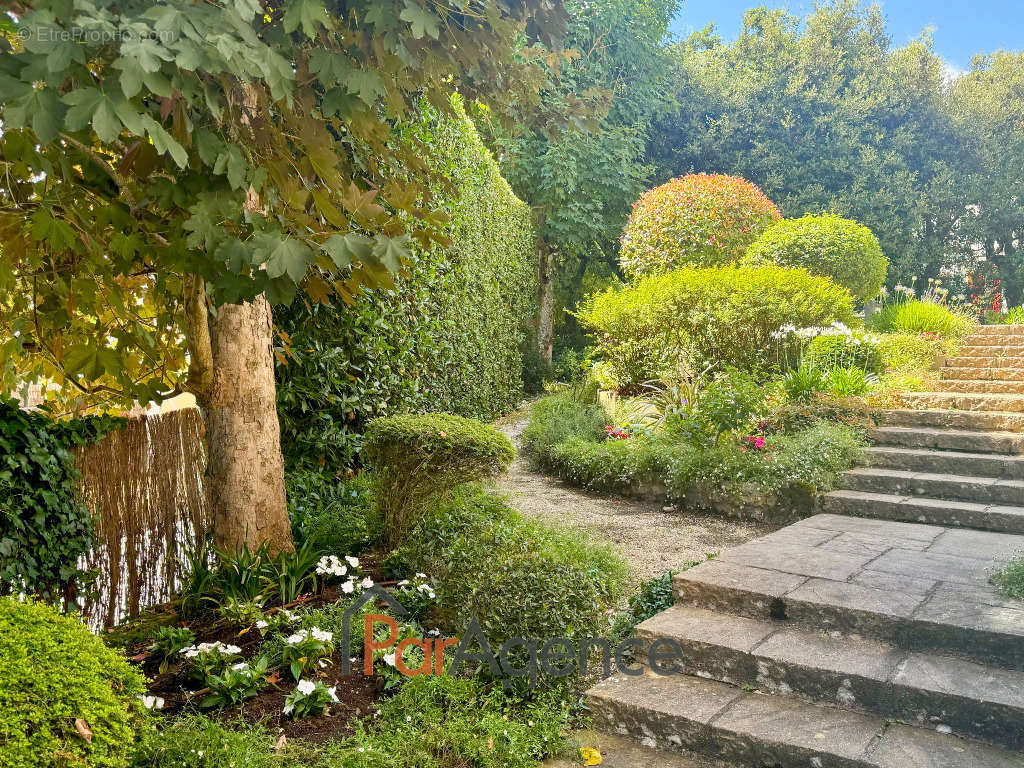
(339, 586, 689, 686)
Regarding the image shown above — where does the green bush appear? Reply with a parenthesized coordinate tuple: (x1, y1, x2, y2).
(0, 597, 148, 767)
(0, 400, 123, 601)
(619, 174, 781, 277)
(877, 332, 958, 374)
(578, 265, 855, 382)
(276, 96, 535, 471)
(804, 330, 884, 373)
(286, 470, 376, 555)
(520, 393, 608, 469)
(391, 488, 628, 648)
(743, 214, 888, 302)
(321, 675, 569, 768)
(364, 414, 514, 548)
(670, 368, 768, 445)
(991, 555, 1024, 600)
(867, 299, 975, 338)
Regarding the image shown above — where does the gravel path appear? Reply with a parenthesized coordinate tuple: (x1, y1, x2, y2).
(493, 415, 776, 586)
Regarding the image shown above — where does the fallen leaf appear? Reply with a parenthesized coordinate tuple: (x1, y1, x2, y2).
(273, 734, 287, 751)
(580, 746, 602, 766)
(75, 719, 92, 743)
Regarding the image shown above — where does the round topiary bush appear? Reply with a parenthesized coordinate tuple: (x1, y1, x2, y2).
(619, 173, 781, 278)
(743, 214, 888, 303)
(0, 597, 148, 766)
(363, 414, 515, 547)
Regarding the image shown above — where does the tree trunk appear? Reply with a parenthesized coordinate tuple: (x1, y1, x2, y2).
(200, 294, 293, 555)
(537, 245, 555, 369)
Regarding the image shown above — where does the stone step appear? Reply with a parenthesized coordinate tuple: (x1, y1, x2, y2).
(634, 605, 1024, 750)
(880, 408, 1024, 432)
(965, 332, 1024, 346)
(897, 392, 1024, 413)
(941, 366, 1024, 381)
(957, 345, 1024, 358)
(820, 489, 1024, 534)
(868, 426, 1024, 455)
(968, 325, 1024, 337)
(839, 467, 1024, 506)
(864, 445, 1024, 479)
(930, 379, 1024, 394)
(673, 515, 1024, 668)
(946, 355, 1024, 368)
(587, 671, 1023, 767)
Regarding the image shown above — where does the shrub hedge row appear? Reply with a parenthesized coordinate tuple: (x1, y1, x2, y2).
(276, 98, 535, 470)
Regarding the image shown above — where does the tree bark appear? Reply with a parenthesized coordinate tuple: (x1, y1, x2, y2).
(537, 245, 555, 369)
(198, 294, 293, 555)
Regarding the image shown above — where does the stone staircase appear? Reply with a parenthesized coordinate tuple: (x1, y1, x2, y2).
(583, 325, 1024, 766)
(821, 324, 1024, 534)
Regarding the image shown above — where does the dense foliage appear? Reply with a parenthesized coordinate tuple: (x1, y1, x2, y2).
(276, 100, 535, 469)
(0, 597, 147, 767)
(392, 487, 628, 647)
(0, 0, 571, 409)
(619, 174, 781, 277)
(649, 4, 1024, 304)
(744, 214, 888, 302)
(805, 330, 884, 374)
(364, 414, 514, 547)
(867, 298, 975, 338)
(579, 265, 855, 388)
(0, 400, 123, 602)
(286, 471, 376, 556)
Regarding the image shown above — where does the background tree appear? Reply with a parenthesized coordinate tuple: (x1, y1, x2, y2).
(482, 0, 678, 367)
(0, 0, 572, 553)
(649, 1, 965, 288)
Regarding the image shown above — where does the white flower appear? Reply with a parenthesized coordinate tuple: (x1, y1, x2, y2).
(341, 579, 355, 594)
(140, 695, 165, 710)
(383, 653, 396, 667)
(426, 628, 441, 637)
(360, 577, 374, 589)
(311, 628, 333, 643)
(282, 703, 294, 715)
(222, 644, 242, 655)
(285, 633, 304, 645)
(396, 580, 410, 587)
(296, 679, 317, 695)
(232, 662, 249, 671)
(415, 572, 426, 579)
(345, 556, 359, 568)
(327, 686, 339, 702)
(256, 620, 268, 630)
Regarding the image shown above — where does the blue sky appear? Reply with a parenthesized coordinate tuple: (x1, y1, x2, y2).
(670, 0, 1023, 73)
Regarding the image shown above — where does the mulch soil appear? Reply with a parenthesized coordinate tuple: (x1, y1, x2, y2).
(120, 559, 396, 742)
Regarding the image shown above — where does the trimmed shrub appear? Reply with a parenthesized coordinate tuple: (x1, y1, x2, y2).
(0, 597, 148, 767)
(619, 173, 781, 278)
(743, 214, 888, 302)
(363, 414, 514, 547)
(520, 393, 608, 469)
(578, 265, 855, 383)
(276, 97, 535, 471)
(804, 330, 884, 373)
(391, 488, 628, 647)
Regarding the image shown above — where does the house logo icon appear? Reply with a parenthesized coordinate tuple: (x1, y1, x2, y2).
(339, 584, 409, 676)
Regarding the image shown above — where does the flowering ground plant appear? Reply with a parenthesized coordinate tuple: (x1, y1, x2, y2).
(218, 596, 266, 627)
(149, 625, 195, 674)
(604, 425, 630, 440)
(372, 621, 428, 691)
(317, 554, 371, 597)
(180, 641, 243, 682)
(393, 573, 439, 620)
(282, 678, 339, 719)
(281, 627, 335, 680)
(200, 656, 269, 709)
(255, 608, 300, 636)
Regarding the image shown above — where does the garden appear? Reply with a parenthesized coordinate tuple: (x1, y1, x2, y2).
(1, 0, 1023, 767)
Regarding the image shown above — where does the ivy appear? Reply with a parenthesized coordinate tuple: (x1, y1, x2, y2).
(0, 399, 124, 603)
(276, 99, 536, 470)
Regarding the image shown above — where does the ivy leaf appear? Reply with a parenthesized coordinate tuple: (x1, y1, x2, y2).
(282, 0, 333, 39)
(400, 1, 440, 40)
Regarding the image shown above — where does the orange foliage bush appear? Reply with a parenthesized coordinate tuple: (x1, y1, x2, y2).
(619, 173, 781, 278)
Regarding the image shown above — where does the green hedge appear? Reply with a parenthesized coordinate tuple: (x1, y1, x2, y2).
(0, 597, 148, 767)
(0, 399, 123, 602)
(578, 265, 855, 388)
(276, 98, 535, 470)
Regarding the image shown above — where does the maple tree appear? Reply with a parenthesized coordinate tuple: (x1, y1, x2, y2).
(0, 0, 573, 552)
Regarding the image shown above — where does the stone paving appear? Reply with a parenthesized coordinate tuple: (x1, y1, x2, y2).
(584, 327, 1024, 766)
